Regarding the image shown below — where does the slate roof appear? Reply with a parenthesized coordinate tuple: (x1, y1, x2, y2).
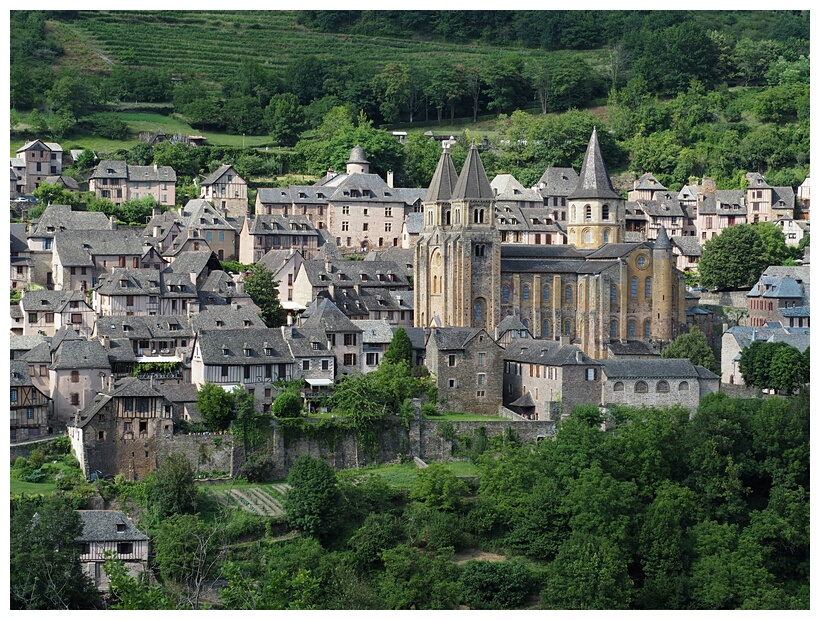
(301, 259, 409, 288)
(633, 173, 667, 192)
(284, 326, 332, 358)
(653, 226, 672, 250)
(627, 198, 687, 218)
(567, 128, 620, 201)
(429, 326, 487, 351)
(10, 360, 34, 387)
(352, 319, 395, 344)
(301, 297, 363, 333)
(54, 228, 147, 266)
(671, 235, 702, 257)
(452, 145, 494, 201)
(494, 314, 527, 337)
(257, 248, 302, 273)
(504, 340, 598, 366)
(509, 391, 535, 408)
(17, 140, 62, 153)
(10, 335, 47, 353)
(96, 315, 194, 340)
(197, 328, 292, 364)
(28, 204, 111, 237)
(180, 199, 233, 229)
(111, 376, 166, 399)
(51, 340, 111, 370)
(491, 174, 542, 203)
(90, 160, 176, 182)
(20, 289, 65, 313)
(10, 223, 28, 253)
(256, 186, 331, 205)
(536, 167, 579, 195)
(44, 175, 81, 190)
(404, 211, 425, 235)
(500, 244, 587, 260)
(201, 164, 242, 186)
(190, 305, 266, 331)
(246, 214, 318, 235)
(601, 358, 702, 379)
(95, 269, 162, 296)
(403, 327, 428, 352)
(698, 191, 747, 215)
(20, 341, 52, 364)
(76, 511, 148, 543)
(585, 243, 646, 259)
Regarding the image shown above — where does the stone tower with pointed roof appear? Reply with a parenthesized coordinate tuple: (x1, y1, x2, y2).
(566, 127, 625, 249)
(651, 225, 675, 341)
(415, 145, 501, 332)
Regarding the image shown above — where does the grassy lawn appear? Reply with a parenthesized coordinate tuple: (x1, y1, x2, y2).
(10, 479, 59, 495)
(340, 460, 479, 489)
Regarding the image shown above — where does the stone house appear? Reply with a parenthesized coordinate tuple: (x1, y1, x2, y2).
(600, 358, 719, 412)
(353, 319, 395, 373)
(496, 205, 566, 245)
(19, 289, 95, 338)
(51, 227, 147, 291)
(11, 360, 53, 443)
(95, 314, 192, 377)
(533, 166, 579, 225)
(93, 269, 163, 317)
(299, 297, 365, 375)
(255, 185, 332, 230)
(76, 510, 149, 591)
(720, 325, 810, 385)
(16, 140, 63, 194)
(49, 337, 112, 426)
(774, 214, 809, 247)
(88, 160, 176, 206)
(291, 256, 410, 310)
(425, 326, 504, 416)
(747, 265, 810, 328)
(670, 235, 702, 272)
(491, 174, 544, 210)
(200, 164, 248, 218)
(503, 340, 602, 420)
(238, 214, 319, 263)
(627, 172, 669, 202)
(696, 189, 747, 242)
(401, 211, 424, 248)
(256, 248, 305, 310)
(10, 223, 32, 291)
(68, 377, 174, 481)
(282, 325, 336, 411)
(745, 172, 796, 223)
(177, 199, 238, 262)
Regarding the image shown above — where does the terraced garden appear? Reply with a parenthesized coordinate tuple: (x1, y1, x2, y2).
(55, 10, 565, 82)
(209, 482, 289, 516)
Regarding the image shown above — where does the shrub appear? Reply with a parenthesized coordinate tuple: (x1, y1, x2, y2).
(422, 403, 439, 417)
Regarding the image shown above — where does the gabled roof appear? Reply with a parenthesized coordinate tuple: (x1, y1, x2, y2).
(283, 326, 332, 358)
(28, 204, 111, 237)
(76, 510, 148, 543)
(429, 326, 488, 351)
(491, 174, 541, 202)
(653, 226, 671, 250)
(536, 167, 579, 195)
(246, 214, 317, 236)
(633, 172, 667, 192)
(190, 305, 266, 331)
(51, 340, 111, 370)
(352, 320, 395, 344)
(201, 164, 243, 186)
(17, 140, 62, 153)
(671, 235, 702, 256)
(110, 376, 166, 399)
(90, 160, 176, 182)
(180, 199, 233, 229)
(96, 315, 194, 340)
(197, 328, 292, 364)
(451, 145, 494, 201)
(567, 128, 620, 201)
(301, 297, 362, 333)
(10, 223, 28, 253)
(10, 360, 34, 387)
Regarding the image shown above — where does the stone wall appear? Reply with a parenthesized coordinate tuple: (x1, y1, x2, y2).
(156, 433, 235, 476)
(697, 290, 749, 309)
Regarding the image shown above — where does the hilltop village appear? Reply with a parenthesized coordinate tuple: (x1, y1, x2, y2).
(10, 131, 810, 480)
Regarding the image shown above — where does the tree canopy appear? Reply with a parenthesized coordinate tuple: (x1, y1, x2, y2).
(661, 326, 718, 373)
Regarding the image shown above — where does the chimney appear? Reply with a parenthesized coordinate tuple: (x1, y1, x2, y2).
(152, 206, 161, 217)
(325, 258, 332, 273)
(286, 313, 293, 326)
(387, 170, 394, 188)
(110, 215, 118, 230)
(190, 272, 197, 285)
(328, 283, 335, 298)
(153, 164, 158, 171)
(107, 374, 114, 392)
(575, 350, 583, 363)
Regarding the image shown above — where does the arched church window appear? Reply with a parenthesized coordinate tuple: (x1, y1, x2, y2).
(603, 228, 610, 243)
(584, 229, 592, 244)
(630, 276, 638, 298)
(565, 285, 573, 303)
(522, 285, 530, 302)
(564, 319, 571, 336)
(445, 210, 451, 225)
(474, 299, 484, 324)
(501, 285, 510, 303)
(645, 277, 652, 299)
(610, 284, 617, 304)
(543, 284, 551, 302)
(644, 319, 651, 338)
(628, 320, 636, 338)
(635, 380, 648, 393)
(602, 204, 610, 220)
(585, 205, 592, 221)
(610, 320, 617, 339)
(542, 319, 551, 338)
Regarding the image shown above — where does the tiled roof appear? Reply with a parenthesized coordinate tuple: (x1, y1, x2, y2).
(536, 167, 579, 195)
(301, 297, 363, 333)
(601, 358, 701, 378)
(201, 164, 242, 186)
(29, 204, 111, 237)
(51, 340, 111, 370)
(197, 328, 292, 363)
(352, 319, 395, 344)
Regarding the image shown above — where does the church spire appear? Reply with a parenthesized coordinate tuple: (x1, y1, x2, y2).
(567, 127, 620, 201)
(452, 144, 494, 201)
(424, 147, 458, 203)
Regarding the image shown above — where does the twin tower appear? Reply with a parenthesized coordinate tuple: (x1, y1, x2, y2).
(414, 129, 681, 354)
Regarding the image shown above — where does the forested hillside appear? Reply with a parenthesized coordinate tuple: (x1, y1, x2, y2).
(10, 10, 810, 196)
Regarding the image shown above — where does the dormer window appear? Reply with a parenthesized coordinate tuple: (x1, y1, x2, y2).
(312, 342, 320, 350)
(216, 320, 224, 327)
(264, 347, 272, 356)
(244, 346, 252, 357)
(222, 345, 229, 356)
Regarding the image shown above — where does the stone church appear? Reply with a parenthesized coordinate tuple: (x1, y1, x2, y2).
(414, 129, 687, 359)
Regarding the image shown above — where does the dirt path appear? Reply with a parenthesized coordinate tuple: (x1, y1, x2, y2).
(452, 549, 506, 564)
